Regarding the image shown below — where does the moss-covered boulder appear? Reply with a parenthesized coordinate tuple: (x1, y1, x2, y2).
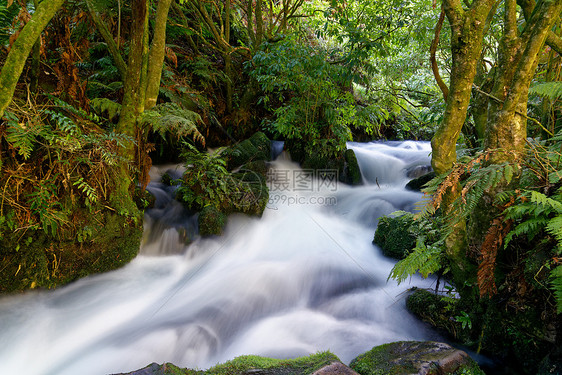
(0, 207, 142, 293)
(349, 341, 484, 375)
(373, 212, 416, 259)
(406, 288, 467, 342)
(226, 132, 271, 170)
(198, 205, 227, 236)
(229, 167, 269, 216)
(120, 351, 342, 375)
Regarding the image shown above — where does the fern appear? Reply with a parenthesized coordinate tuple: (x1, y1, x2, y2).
(5, 112, 53, 159)
(389, 239, 444, 284)
(552, 266, 562, 314)
(529, 81, 562, 100)
(73, 177, 98, 207)
(89, 98, 122, 121)
(141, 102, 205, 146)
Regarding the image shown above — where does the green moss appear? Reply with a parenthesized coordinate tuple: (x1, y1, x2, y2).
(373, 213, 416, 259)
(205, 351, 339, 375)
(350, 341, 484, 375)
(344, 148, 362, 185)
(248, 131, 272, 160)
(122, 352, 340, 375)
(350, 343, 419, 375)
(198, 205, 227, 236)
(0, 206, 142, 293)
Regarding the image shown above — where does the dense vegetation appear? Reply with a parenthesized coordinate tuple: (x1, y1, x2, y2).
(1, 0, 562, 373)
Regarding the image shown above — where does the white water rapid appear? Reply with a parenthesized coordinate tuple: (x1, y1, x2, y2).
(0, 141, 441, 375)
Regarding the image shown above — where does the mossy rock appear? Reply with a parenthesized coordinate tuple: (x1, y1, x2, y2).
(198, 205, 227, 236)
(0, 208, 142, 293)
(405, 171, 436, 192)
(349, 341, 484, 375)
(229, 168, 269, 216)
(226, 132, 271, 170)
(406, 288, 467, 342)
(373, 213, 416, 259)
(344, 148, 362, 185)
(249, 131, 272, 159)
(120, 351, 341, 375)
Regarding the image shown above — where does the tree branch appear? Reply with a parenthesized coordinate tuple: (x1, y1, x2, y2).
(431, 7, 449, 101)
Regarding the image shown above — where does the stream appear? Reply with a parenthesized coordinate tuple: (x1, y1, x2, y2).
(0, 141, 443, 375)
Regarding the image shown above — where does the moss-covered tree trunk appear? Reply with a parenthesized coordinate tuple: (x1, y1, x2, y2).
(144, 0, 174, 110)
(431, 0, 496, 175)
(117, 0, 148, 142)
(112, 0, 148, 216)
(430, 0, 496, 276)
(485, 0, 562, 158)
(0, 0, 65, 119)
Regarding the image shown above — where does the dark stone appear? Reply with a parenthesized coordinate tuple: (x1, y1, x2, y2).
(311, 362, 360, 375)
(344, 149, 362, 186)
(226, 132, 271, 170)
(405, 171, 436, 192)
(350, 341, 482, 375)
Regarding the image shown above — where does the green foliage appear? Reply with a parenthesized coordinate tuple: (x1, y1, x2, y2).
(529, 81, 562, 100)
(389, 239, 445, 284)
(504, 188, 562, 313)
(1, 97, 135, 238)
(249, 37, 360, 158)
(141, 102, 205, 145)
(90, 98, 122, 121)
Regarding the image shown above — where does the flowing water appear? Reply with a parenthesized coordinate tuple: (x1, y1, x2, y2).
(0, 141, 442, 375)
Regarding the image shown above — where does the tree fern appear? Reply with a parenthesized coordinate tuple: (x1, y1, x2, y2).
(141, 102, 205, 146)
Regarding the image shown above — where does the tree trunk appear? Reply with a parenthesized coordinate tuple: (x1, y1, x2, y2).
(485, 0, 562, 159)
(0, 0, 66, 119)
(117, 0, 148, 142)
(144, 0, 174, 110)
(85, 0, 128, 79)
(430, 0, 496, 175)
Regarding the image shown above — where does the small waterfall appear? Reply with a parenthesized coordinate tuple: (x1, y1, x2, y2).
(0, 141, 439, 375)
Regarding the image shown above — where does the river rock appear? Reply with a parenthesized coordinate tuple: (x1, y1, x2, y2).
(405, 171, 436, 192)
(311, 361, 360, 375)
(350, 341, 477, 375)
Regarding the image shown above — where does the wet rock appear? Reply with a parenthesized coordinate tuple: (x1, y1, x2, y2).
(406, 165, 433, 178)
(311, 362, 360, 375)
(373, 212, 416, 259)
(198, 205, 227, 236)
(344, 149, 362, 186)
(405, 171, 436, 192)
(350, 341, 481, 375)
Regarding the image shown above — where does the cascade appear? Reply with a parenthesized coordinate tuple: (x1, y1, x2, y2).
(0, 141, 440, 375)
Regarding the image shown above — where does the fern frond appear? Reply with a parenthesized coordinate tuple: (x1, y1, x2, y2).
(141, 102, 205, 146)
(529, 81, 562, 100)
(90, 98, 122, 121)
(551, 265, 562, 314)
(530, 190, 562, 213)
(389, 239, 444, 284)
(505, 217, 550, 246)
(546, 216, 562, 244)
